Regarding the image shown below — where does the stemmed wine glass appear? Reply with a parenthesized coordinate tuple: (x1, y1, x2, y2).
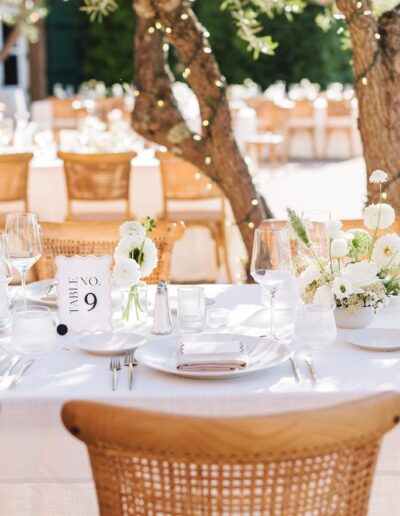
(301, 210, 331, 259)
(251, 226, 292, 343)
(5, 213, 41, 309)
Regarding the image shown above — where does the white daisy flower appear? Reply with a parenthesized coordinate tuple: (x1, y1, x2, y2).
(297, 264, 321, 292)
(326, 219, 343, 239)
(331, 238, 348, 258)
(114, 235, 139, 261)
(363, 203, 395, 230)
(369, 169, 388, 184)
(313, 284, 333, 306)
(139, 237, 158, 278)
(342, 260, 379, 287)
(113, 258, 141, 288)
(332, 276, 361, 300)
(371, 233, 400, 269)
(119, 221, 146, 243)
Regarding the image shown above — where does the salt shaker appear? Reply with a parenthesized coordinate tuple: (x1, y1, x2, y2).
(151, 280, 172, 335)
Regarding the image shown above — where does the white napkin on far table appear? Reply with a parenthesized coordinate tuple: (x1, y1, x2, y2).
(176, 340, 248, 372)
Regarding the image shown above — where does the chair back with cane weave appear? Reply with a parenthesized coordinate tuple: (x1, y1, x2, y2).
(36, 220, 185, 284)
(62, 392, 400, 516)
(0, 152, 33, 211)
(57, 151, 136, 220)
(342, 218, 400, 237)
(156, 151, 223, 214)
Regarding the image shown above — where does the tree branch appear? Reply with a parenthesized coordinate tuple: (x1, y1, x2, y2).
(0, 23, 20, 63)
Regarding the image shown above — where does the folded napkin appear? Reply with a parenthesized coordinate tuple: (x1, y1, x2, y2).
(176, 340, 248, 372)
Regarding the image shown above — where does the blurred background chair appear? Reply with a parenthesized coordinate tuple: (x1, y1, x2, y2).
(287, 100, 317, 158)
(156, 151, 233, 282)
(49, 97, 87, 134)
(36, 220, 184, 284)
(62, 393, 400, 516)
(324, 99, 356, 158)
(0, 152, 33, 223)
(58, 151, 136, 221)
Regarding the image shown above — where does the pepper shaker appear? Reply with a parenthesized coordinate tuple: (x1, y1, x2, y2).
(151, 280, 172, 335)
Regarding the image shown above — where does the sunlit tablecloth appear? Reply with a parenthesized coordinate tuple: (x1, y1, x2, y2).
(1, 284, 400, 515)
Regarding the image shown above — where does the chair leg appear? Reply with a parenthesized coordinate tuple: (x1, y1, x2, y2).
(217, 221, 234, 283)
(269, 144, 278, 167)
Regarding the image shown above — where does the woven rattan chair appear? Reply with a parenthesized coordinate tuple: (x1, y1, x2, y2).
(156, 151, 232, 282)
(58, 151, 136, 221)
(288, 99, 317, 158)
(50, 97, 87, 132)
(36, 220, 184, 284)
(0, 152, 33, 219)
(62, 392, 400, 516)
(342, 218, 400, 236)
(324, 99, 355, 158)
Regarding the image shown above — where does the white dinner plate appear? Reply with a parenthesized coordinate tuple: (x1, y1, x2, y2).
(343, 328, 400, 352)
(25, 279, 57, 307)
(135, 333, 290, 379)
(76, 332, 147, 356)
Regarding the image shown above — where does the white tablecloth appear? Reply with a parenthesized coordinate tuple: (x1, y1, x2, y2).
(1, 284, 400, 515)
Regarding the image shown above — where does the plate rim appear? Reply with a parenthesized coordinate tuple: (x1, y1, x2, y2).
(343, 327, 400, 352)
(75, 332, 147, 356)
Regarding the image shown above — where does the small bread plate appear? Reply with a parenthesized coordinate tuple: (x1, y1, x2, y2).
(76, 332, 147, 356)
(25, 279, 57, 307)
(135, 333, 291, 380)
(343, 328, 400, 352)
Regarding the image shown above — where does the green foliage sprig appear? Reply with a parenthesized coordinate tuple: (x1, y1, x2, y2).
(287, 208, 311, 248)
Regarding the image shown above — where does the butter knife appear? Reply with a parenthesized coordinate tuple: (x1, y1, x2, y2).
(9, 359, 35, 390)
(289, 352, 302, 383)
(0, 355, 21, 385)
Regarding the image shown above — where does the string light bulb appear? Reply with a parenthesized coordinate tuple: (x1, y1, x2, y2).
(181, 13, 189, 20)
(157, 99, 165, 107)
(375, 33, 381, 40)
(361, 76, 368, 86)
(165, 27, 172, 34)
(215, 79, 223, 87)
(203, 47, 212, 54)
(194, 172, 201, 180)
(251, 199, 259, 206)
(182, 68, 191, 79)
(163, 43, 169, 52)
(193, 134, 201, 141)
(155, 21, 162, 30)
(133, 90, 140, 97)
(148, 26, 155, 34)
(204, 156, 212, 165)
(248, 222, 255, 229)
(356, 1, 362, 8)
(363, 9, 372, 15)
(202, 120, 210, 127)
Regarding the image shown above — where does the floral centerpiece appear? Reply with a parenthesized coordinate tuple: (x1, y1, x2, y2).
(113, 217, 158, 324)
(288, 170, 400, 327)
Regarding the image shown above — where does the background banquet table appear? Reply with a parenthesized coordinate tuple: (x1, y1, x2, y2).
(1, 284, 400, 515)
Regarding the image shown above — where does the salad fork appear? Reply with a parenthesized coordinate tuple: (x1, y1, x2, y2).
(124, 350, 138, 391)
(109, 357, 121, 391)
(303, 354, 318, 384)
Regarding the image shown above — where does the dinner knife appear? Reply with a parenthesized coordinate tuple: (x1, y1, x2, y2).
(8, 359, 35, 390)
(0, 355, 21, 385)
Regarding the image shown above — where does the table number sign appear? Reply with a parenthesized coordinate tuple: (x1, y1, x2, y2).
(55, 255, 113, 334)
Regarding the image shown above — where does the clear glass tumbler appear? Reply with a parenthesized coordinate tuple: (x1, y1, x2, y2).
(292, 304, 337, 350)
(11, 307, 56, 355)
(177, 287, 205, 333)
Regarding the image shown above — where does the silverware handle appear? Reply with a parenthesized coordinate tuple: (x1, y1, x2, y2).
(289, 355, 302, 383)
(112, 369, 117, 391)
(128, 364, 133, 390)
(305, 359, 317, 384)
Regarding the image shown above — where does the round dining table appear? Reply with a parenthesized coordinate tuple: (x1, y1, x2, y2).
(0, 283, 399, 515)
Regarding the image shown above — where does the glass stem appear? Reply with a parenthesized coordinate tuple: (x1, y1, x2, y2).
(270, 288, 277, 339)
(20, 269, 27, 310)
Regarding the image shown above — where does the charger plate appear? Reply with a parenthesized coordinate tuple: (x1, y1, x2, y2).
(343, 328, 400, 352)
(135, 333, 290, 380)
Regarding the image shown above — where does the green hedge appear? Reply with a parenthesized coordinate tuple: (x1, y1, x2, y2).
(75, 1, 352, 89)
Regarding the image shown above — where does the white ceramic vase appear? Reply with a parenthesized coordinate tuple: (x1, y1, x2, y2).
(334, 306, 375, 329)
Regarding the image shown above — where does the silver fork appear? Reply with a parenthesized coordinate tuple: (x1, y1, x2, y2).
(109, 357, 121, 391)
(289, 352, 302, 383)
(303, 354, 318, 384)
(124, 350, 138, 391)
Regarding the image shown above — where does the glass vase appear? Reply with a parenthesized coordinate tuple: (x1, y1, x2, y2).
(121, 282, 148, 327)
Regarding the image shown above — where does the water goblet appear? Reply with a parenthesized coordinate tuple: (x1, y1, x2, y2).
(251, 226, 293, 343)
(292, 303, 337, 350)
(11, 307, 56, 356)
(6, 213, 41, 309)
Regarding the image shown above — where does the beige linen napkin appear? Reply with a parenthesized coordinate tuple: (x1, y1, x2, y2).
(176, 340, 248, 372)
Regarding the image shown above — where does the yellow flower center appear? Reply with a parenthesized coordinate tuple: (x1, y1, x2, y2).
(384, 246, 392, 256)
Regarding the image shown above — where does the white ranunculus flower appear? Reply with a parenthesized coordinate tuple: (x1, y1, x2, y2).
(331, 238, 348, 258)
(313, 284, 333, 305)
(139, 237, 158, 278)
(114, 235, 139, 261)
(371, 233, 400, 269)
(363, 203, 395, 230)
(119, 221, 146, 243)
(297, 264, 321, 292)
(342, 260, 379, 287)
(369, 169, 388, 184)
(332, 276, 362, 300)
(113, 258, 141, 287)
(326, 219, 343, 239)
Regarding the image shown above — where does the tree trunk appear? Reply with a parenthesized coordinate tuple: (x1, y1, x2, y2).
(132, 0, 273, 265)
(337, 0, 400, 205)
(0, 24, 21, 62)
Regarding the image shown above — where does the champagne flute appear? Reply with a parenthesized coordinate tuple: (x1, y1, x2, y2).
(5, 213, 41, 309)
(251, 227, 292, 343)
